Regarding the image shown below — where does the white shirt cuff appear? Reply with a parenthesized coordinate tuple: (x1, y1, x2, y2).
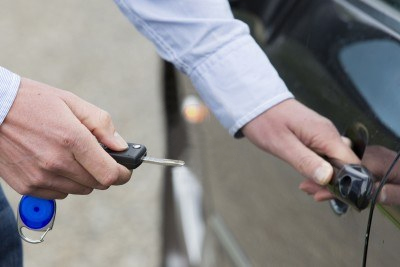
(189, 35, 294, 136)
(0, 67, 21, 125)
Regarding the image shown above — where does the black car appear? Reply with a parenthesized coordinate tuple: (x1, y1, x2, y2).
(161, 1, 400, 266)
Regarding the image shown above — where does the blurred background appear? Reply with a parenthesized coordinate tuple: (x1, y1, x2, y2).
(0, 1, 164, 266)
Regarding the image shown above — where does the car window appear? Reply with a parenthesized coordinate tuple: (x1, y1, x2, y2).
(361, 0, 400, 16)
(381, 0, 400, 10)
(339, 39, 400, 137)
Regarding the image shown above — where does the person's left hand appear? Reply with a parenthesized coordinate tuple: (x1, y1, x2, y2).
(242, 99, 360, 186)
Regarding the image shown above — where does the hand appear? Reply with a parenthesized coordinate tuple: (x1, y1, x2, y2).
(0, 78, 132, 199)
(242, 99, 360, 185)
(301, 145, 400, 206)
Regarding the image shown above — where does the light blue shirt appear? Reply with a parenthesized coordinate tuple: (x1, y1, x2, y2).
(0, 0, 293, 136)
(0, 67, 20, 125)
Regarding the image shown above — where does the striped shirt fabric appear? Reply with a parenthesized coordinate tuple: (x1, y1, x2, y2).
(115, 0, 293, 136)
(0, 0, 294, 136)
(0, 67, 20, 125)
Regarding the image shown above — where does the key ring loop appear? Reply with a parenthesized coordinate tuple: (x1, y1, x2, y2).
(18, 226, 52, 244)
(17, 196, 56, 244)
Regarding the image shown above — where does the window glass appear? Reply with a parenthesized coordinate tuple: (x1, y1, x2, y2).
(382, 0, 400, 10)
(361, 0, 400, 15)
(339, 39, 400, 136)
(360, 0, 400, 22)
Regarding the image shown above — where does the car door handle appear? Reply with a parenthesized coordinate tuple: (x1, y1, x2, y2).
(328, 159, 375, 212)
(329, 123, 370, 215)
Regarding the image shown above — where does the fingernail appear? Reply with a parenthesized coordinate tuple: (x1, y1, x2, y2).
(379, 186, 387, 203)
(341, 136, 352, 147)
(298, 183, 307, 191)
(114, 132, 128, 149)
(313, 162, 333, 185)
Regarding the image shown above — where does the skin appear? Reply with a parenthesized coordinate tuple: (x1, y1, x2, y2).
(243, 99, 364, 203)
(3, 81, 398, 206)
(0, 78, 132, 199)
(246, 100, 400, 206)
(243, 99, 360, 184)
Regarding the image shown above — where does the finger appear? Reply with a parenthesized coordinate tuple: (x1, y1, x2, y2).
(299, 179, 324, 195)
(28, 189, 68, 200)
(299, 180, 333, 201)
(300, 126, 360, 165)
(284, 101, 360, 165)
(292, 130, 359, 185)
(341, 136, 352, 147)
(363, 146, 400, 184)
(378, 184, 400, 205)
(60, 91, 128, 151)
(313, 190, 334, 201)
(276, 106, 358, 184)
(72, 126, 132, 186)
(48, 158, 109, 190)
(39, 175, 94, 195)
(242, 100, 359, 185)
(276, 131, 334, 185)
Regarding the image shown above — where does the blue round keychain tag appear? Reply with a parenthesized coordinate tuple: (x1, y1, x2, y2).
(17, 196, 56, 244)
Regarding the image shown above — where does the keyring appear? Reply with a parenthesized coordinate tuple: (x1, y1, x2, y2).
(17, 196, 56, 244)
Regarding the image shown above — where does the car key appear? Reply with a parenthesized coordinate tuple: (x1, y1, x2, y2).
(18, 142, 184, 244)
(103, 142, 185, 169)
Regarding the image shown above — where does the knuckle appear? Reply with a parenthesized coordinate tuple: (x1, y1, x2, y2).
(28, 168, 55, 189)
(62, 135, 75, 148)
(39, 154, 65, 173)
(62, 90, 78, 101)
(98, 110, 112, 127)
(18, 185, 33, 196)
(320, 118, 336, 132)
(308, 119, 339, 151)
(81, 187, 93, 195)
(61, 131, 80, 148)
(57, 193, 68, 200)
(296, 154, 316, 177)
(30, 175, 48, 188)
(40, 159, 60, 172)
(96, 185, 110, 190)
(101, 168, 120, 186)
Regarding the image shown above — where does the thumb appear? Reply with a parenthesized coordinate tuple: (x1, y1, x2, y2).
(60, 91, 128, 151)
(279, 132, 334, 185)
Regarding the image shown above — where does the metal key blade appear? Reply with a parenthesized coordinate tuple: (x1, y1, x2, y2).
(142, 156, 185, 167)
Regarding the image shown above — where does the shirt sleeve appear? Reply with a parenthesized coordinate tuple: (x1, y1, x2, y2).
(114, 0, 293, 136)
(0, 67, 20, 125)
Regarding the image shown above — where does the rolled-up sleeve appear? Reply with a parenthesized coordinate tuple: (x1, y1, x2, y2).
(0, 67, 20, 125)
(114, 0, 293, 136)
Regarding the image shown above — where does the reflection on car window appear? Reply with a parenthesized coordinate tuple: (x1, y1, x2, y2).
(382, 0, 400, 10)
(339, 39, 400, 136)
(361, 0, 400, 14)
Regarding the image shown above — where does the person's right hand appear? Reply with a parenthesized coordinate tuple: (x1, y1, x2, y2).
(0, 78, 132, 199)
(242, 99, 360, 186)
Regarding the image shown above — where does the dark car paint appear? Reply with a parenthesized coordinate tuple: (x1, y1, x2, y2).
(261, 0, 400, 219)
(162, 1, 400, 266)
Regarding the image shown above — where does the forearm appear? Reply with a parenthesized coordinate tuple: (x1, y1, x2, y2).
(114, 0, 293, 136)
(0, 66, 20, 125)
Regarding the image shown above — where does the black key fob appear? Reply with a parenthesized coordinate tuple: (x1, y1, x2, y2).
(103, 143, 147, 169)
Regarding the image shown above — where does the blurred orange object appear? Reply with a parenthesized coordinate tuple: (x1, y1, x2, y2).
(182, 95, 209, 124)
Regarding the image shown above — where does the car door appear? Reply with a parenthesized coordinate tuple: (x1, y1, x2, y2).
(265, 0, 400, 220)
(195, 0, 400, 266)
